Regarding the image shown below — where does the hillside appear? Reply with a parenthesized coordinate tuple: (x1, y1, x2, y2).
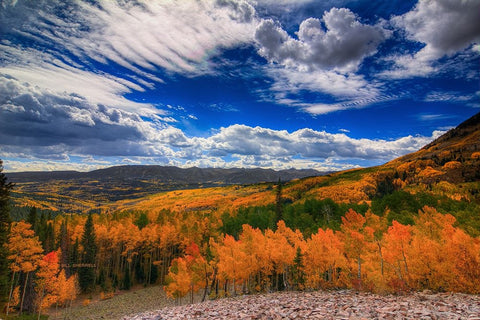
(114, 112, 480, 212)
(7, 166, 321, 213)
(388, 111, 480, 183)
(7, 112, 480, 216)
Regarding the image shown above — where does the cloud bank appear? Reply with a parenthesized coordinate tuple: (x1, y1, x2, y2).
(0, 74, 444, 171)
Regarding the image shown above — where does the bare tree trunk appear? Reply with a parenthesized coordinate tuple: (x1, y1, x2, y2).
(6, 271, 16, 316)
(190, 283, 194, 304)
(357, 256, 362, 280)
(20, 272, 29, 315)
(377, 242, 384, 276)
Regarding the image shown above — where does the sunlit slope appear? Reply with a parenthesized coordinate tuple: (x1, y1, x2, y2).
(116, 112, 480, 213)
(10, 112, 480, 214)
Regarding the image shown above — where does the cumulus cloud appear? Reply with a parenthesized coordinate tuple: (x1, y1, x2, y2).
(255, 8, 388, 72)
(0, 75, 184, 159)
(382, 0, 480, 78)
(198, 124, 443, 162)
(254, 7, 389, 113)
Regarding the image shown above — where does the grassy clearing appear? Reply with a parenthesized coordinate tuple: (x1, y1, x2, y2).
(46, 285, 201, 320)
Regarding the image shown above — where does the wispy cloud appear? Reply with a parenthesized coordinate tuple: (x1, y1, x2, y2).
(417, 113, 456, 122)
(424, 91, 474, 103)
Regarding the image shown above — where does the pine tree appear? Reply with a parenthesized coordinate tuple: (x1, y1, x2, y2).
(291, 247, 305, 290)
(0, 159, 13, 301)
(27, 207, 37, 231)
(58, 219, 71, 276)
(275, 178, 283, 223)
(79, 214, 97, 293)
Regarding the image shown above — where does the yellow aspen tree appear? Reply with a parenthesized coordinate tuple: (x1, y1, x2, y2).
(340, 209, 372, 290)
(6, 221, 43, 315)
(304, 228, 346, 289)
(164, 257, 191, 299)
(383, 221, 412, 292)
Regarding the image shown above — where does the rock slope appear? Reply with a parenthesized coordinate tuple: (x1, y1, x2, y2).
(125, 290, 480, 320)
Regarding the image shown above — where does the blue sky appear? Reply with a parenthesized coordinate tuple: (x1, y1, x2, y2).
(1, 0, 479, 172)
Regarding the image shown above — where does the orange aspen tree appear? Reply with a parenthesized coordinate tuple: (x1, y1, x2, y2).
(213, 234, 250, 295)
(6, 221, 43, 315)
(265, 222, 301, 290)
(164, 242, 210, 302)
(382, 221, 412, 291)
(340, 209, 373, 289)
(443, 227, 480, 293)
(408, 206, 457, 291)
(36, 251, 60, 317)
(363, 210, 388, 290)
(239, 225, 267, 291)
(410, 206, 480, 293)
(304, 228, 346, 289)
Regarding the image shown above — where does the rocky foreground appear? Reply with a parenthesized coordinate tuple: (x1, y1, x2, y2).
(125, 290, 480, 320)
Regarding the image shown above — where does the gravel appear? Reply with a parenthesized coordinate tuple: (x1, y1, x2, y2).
(125, 290, 480, 320)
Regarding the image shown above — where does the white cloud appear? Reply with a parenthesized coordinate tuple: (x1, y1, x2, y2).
(3, 160, 110, 173)
(424, 91, 474, 103)
(0, 0, 259, 122)
(255, 8, 389, 72)
(54, 0, 257, 76)
(197, 124, 443, 161)
(0, 45, 157, 115)
(253, 7, 390, 113)
(0, 75, 183, 159)
(0, 74, 444, 172)
(382, 0, 480, 78)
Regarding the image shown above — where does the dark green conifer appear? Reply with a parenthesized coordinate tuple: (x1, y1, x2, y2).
(292, 247, 305, 290)
(0, 160, 13, 301)
(79, 214, 97, 293)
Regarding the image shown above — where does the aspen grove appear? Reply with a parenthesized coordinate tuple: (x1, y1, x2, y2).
(5, 203, 480, 314)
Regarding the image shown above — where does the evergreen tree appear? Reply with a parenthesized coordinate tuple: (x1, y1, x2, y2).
(79, 214, 97, 293)
(275, 178, 283, 223)
(58, 219, 71, 275)
(134, 212, 149, 230)
(291, 247, 305, 290)
(0, 159, 13, 301)
(27, 207, 37, 231)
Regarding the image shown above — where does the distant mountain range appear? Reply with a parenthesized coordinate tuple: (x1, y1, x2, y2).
(7, 165, 322, 185)
(7, 166, 324, 207)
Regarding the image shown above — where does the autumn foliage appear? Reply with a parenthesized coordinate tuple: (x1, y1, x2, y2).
(3, 201, 480, 315)
(162, 206, 480, 297)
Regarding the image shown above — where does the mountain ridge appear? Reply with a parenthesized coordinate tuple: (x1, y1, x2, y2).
(6, 165, 323, 184)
